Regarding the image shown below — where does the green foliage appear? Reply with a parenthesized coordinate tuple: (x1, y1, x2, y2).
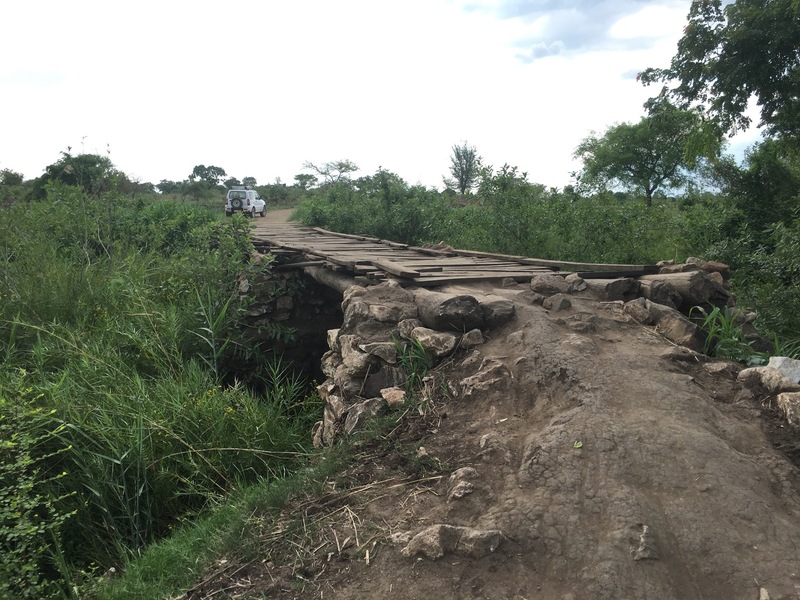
(293, 173, 318, 190)
(690, 306, 767, 364)
(716, 139, 800, 234)
(575, 99, 719, 205)
(35, 152, 118, 198)
(444, 141, 482, 195)
(0, 370, 75, 600)
(640, 0, 800, 141)
(0, 185, 319, 590)
(301, 159, 358, 184)
(0, 168, 24, 186)
(394, 337, 432, 392)
(189, 165, 227, 188)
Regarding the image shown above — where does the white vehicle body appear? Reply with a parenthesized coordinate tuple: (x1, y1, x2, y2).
(225, 186, 266, 217)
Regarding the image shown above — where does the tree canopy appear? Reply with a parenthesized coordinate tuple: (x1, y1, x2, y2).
(40, 152, 118, 196)
(189, 164, 227, 187)
(639, 0, 800, 141)
(302, 159, 358, 184)
(574, 100, 718, 205)
(444, 142, 481, 195)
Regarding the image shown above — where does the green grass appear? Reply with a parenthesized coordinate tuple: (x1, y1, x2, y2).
(0, 187, 321, 597)
(87, 444, 351, 600)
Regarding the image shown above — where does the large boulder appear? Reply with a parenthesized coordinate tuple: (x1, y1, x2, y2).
(623, 297, 704, 352)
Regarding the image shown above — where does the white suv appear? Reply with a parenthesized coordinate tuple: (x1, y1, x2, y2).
(225, 186, 266, 217)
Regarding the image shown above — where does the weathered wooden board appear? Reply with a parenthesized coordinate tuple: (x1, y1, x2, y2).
(251, 223, 659, 286)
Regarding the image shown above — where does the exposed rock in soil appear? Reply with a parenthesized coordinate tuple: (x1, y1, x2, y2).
(226, 260, 800, 600)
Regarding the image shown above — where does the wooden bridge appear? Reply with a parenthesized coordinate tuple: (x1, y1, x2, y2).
(250, 221, 658, 287)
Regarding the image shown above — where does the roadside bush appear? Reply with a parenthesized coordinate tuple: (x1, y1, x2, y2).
(0, 185, 317, 588)
(0, 370, 74, 599)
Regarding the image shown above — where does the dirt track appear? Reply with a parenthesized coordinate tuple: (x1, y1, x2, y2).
(262, 208, 294, 224)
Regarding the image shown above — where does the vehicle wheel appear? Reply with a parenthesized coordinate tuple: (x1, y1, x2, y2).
(260, 207, 266, 217)
(250, 208, 256, 218)
(232, 198, 243, 209)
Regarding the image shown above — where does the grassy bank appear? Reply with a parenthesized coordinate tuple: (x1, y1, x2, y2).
(0, 187, 319, 598)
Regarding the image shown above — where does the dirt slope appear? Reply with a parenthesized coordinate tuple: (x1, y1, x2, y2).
(189, 280, 800, 599)
(195, 214, 800, 600)
(330, 287, 800, 599)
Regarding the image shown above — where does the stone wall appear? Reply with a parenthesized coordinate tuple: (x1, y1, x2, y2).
(235, 258, 344, 381)
(311, 280, 516, 447)
(306, 256, 783, 446)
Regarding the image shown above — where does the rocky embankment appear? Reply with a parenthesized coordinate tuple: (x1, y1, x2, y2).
(219, 256, 800, 600)
(306, 258, 800, 599)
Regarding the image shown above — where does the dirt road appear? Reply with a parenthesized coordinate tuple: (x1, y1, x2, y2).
(263, 208, 294, 224)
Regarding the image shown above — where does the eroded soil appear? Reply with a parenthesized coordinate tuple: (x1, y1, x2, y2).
(186, 229, 800, 599)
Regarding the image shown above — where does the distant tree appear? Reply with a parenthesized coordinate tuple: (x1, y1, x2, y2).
(302, 159, 358, 184)
(189, 165, 227, 188)
(224, 177, 241, 188)
(574, 100, 720, 206)
(444, 142, 481, 195)
(0, 168, 23, 186)
(242, 176, 257, 187)
(293, 173, 318, 190)
(157, 180, 181, 194)
(639, 0, 800, 141)
(40, 152, 118, 197)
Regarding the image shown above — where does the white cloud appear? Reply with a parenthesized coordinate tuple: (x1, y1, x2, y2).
(609, 5, 688, 40)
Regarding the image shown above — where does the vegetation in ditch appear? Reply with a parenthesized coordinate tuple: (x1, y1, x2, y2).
(0, 186, 320, 598)
(690, 306, 769, 364)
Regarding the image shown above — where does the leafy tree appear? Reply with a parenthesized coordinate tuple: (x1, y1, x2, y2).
(574, 100, 719, 206)
(157, 180, 181, 194)
(302, 159, 358, 184)
(444, 142, 481, 195)
(242, 176, 257, 187)
(37, 152, 119, 197)
(639, 0, 800, 141)
(0, 168, 23, 186)
(294, 173, 318, 190)
(712, 139, 800, 234)
(189, 165, 227, 188)
(224, 177, 241, 188)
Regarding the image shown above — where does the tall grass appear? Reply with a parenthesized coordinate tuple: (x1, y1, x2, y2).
(0, 187, 319, 595)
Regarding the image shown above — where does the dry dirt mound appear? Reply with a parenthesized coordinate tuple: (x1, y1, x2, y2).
(186, 282, 800, 600)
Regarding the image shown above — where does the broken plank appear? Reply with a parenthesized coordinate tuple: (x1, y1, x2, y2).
(370, 259, 421, 278)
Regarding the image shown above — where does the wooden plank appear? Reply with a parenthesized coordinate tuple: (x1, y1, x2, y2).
(370, 259, 421, 278)
(408, 246, 458, 257)
(451, 248, 657, 273)
(409, 273, 536, 285)
(311, 227, 410, 249)
(576, 269, 660, 279)
(275, 260, 326, 270)
(411, 265, 444, 273)
(311, 227, 381, 243)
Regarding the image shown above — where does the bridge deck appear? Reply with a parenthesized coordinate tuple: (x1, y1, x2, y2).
(250, 222, 658, 286)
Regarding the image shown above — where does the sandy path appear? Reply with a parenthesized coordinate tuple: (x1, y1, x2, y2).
(263, 208, 294, 224)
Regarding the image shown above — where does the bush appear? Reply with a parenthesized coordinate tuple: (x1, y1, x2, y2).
(0, 185, 319, 586)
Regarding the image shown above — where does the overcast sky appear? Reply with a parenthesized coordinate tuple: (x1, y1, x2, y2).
(1, 0, 759, 190)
